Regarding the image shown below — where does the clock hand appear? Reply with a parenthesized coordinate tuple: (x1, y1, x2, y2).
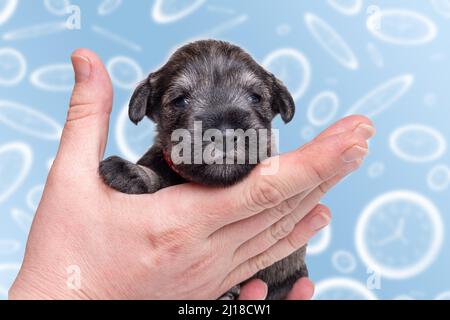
(374, 232, 398, 247)
(374, 217, 407, 247)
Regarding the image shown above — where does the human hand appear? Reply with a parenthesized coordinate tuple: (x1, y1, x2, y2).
(9, 49, 374, 300)
(235, 114, 375, 300)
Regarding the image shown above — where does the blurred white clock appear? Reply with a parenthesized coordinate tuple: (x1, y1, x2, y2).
(313, 277, 377, 300)
(355, 190, 444, 279)
(307, 225, 331, 255)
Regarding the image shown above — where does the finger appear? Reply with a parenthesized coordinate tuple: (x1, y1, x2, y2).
(285, 277, 315, 300)
(238, 279, 268, 300)
(210, 116, 371, 242)
(150, 124, 372, 233)
(236, 125, 371, 215)
(224, 205, 331, 288)
(216, 157, 361, 246)
(231, 161, 360, 264)
(312, 115, 373, 143)
(227, 124, 370, 224)
(217, 191, 309, 246)
(55, 49, 113, 174)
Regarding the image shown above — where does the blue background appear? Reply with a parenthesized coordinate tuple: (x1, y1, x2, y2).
(0, 0, 449, 299)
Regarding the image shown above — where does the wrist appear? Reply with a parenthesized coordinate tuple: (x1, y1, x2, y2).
(9, 269, 89, 300)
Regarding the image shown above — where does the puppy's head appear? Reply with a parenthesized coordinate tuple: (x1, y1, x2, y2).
(129, 40, 295, 186)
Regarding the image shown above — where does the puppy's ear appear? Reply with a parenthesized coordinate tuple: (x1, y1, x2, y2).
(129, 75, 154, 125)
(271, 76, 295, 123)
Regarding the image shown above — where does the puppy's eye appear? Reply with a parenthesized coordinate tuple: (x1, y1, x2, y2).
(249, 93, 262, 104)
(173, 96, 189, 108)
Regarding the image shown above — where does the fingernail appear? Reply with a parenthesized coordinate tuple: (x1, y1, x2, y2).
(354, 124, 376, 140)
(71, 55, 91, 83)
(308, 212, 329, 231)
(342, 145, 368, 163)
(260, 283, 268, 300)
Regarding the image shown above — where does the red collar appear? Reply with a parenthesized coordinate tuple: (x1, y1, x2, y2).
(163, 151, 190, 181)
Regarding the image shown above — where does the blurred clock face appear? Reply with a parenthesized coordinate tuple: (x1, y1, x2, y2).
(355, 190, 444, 279)
(262, 48, 311, 101)
(307, 225, 331, 255)
(313, 278, 377, 300)
(332, 250, 357, 274)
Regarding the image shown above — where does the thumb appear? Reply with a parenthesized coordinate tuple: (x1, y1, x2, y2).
(55, 49, 113, 174)
(238, 279, 268, 300)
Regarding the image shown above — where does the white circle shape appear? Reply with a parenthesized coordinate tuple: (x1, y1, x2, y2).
(313, 278, 378, 300)
(0, 240, 20, 255)
(332, 250, 357, 274)
(367, 9, 437, 46)
(44, 0, 71, 16)
(151, 0, 206, 24)
(98, 0, 122, 16)
(2, 21, 67, 41)
(262, 48, 311, 101)
(0, 142, 33, 203)
(327, 0, 363, 16)
(0, 100, 63, 140)
(308, 225, 331, 255)
(116, 102, 156, 162)
(307, 91, 339, 126)
(276, 24, 291, 36)
(26, 184, 45, 211)
(30, 63, 73, 92)
(300, 125, 316, 142)
(431, 0, 450, 18)
(0, 48, 26, 86)
(355, 190, 444, 279)
(367, 161, 385, 178)
(427, 165, 450, 192)
(0, 0, 18, 26)
(304, 12, 359, 70)
(389, 124, 446, 163)
(435, 291, 450, 300)
(345, 74, 414, 118)
(107, 56, 143, 90)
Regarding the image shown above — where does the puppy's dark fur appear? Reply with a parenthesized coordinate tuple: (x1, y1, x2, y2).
(100, 40, 308, 300)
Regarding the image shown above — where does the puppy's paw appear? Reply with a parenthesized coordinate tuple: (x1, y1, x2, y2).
(99, 156, 159, 194)
(218, 285, 240, 300)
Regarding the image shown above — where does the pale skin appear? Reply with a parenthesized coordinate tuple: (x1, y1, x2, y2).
(9, 49, 375, 300)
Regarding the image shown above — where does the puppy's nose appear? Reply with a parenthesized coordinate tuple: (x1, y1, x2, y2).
(207, 124, 240, 143)
(199, 108, 251, 132)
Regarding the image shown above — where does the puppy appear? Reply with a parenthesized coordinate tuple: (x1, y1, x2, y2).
(100, 40, 308, 300)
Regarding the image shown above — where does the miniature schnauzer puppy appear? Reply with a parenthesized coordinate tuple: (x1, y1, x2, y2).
(99, 40, 307, 300)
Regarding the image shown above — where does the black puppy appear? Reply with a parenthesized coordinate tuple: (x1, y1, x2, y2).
(100, 40, 307, 300)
